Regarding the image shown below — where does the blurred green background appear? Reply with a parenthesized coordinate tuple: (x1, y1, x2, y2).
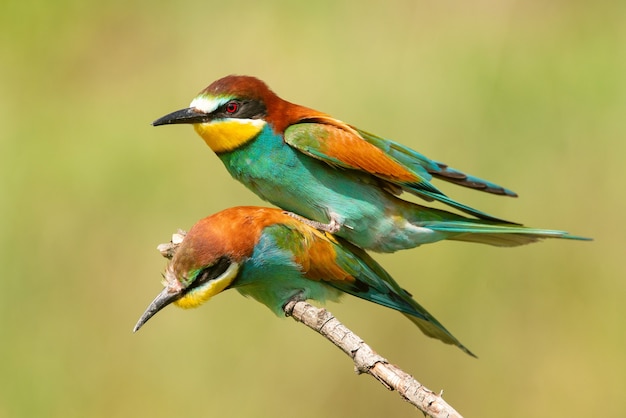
(1, 0, 623, 416)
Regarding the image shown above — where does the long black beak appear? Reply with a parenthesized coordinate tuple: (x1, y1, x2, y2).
(153, 107, 211, 126)
(133, 287, 183, 332)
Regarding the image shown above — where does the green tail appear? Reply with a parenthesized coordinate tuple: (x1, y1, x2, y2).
(424, 220, 592, 247)
(400, 312, 476, 357)
(329, 237, 476, 356)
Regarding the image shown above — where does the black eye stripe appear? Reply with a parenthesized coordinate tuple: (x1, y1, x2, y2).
(217, 100, 266, 119)
(185, 257, 231, 292)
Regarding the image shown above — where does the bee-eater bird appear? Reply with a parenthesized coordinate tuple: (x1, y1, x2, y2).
(153, 75, 589, 252)
(133, 207, 474, 355)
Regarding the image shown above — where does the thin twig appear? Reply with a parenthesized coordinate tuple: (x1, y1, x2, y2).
(283, 300, 463, 418)
(158, 232, 463, 418)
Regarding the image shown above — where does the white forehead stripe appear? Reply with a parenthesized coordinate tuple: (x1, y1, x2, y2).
(189, 96, 229, 113)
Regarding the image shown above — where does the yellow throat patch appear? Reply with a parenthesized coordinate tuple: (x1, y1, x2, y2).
(173, 262, 241, 309)
(193, 119, 265, 153)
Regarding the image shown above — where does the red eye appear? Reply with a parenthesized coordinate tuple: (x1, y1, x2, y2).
(225, 102, 239, 114)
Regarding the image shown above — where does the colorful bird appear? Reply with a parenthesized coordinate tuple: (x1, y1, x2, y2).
(133, 206, 475, 356)
(153, 75, 589, 252)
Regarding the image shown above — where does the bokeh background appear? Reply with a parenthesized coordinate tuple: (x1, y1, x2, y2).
(1, 0, 623, 417)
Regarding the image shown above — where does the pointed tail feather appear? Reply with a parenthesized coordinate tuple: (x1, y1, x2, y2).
(329, 238, 475, 355)
(401, 313, 476, 357)
(424, 221, 592, 247)
(417, 189, 520, 225)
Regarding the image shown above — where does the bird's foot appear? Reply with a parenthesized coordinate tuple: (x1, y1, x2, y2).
(282, 291, 306, 317)
(283, 211, 342, 234)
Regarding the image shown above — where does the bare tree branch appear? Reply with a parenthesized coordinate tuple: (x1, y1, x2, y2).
(158, 232, 463, 418)
(283, 300, 463, 418)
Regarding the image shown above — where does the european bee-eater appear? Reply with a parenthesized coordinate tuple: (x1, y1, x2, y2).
(153, 75, 589, 252)
(134, 206, 474, 356)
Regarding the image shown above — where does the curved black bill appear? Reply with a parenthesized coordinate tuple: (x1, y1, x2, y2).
(133, 288, 182, 332)
(153, 107, 211, 126)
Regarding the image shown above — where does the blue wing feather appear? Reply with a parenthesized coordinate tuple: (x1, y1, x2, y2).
(285, 121, 517, 223)
(325, 236, 476, 356)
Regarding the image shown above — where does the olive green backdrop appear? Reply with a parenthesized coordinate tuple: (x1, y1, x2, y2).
(1, 0, 623, 417)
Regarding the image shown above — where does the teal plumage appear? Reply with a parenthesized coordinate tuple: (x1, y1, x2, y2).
(133, 207, 474, 356)
(153, 75, 590, 252)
